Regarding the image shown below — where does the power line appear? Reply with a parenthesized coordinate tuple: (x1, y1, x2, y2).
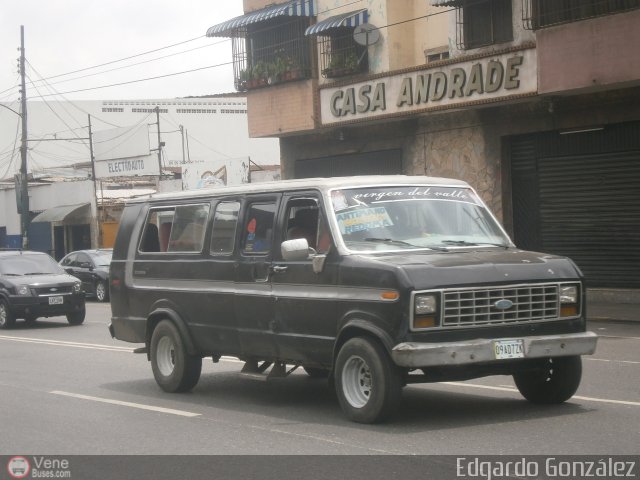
(30, 38, 230, 90)
(35, 61, 234, 98)
(32, 35, 207, 83)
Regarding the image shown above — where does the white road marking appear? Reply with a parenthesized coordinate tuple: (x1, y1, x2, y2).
(443, 382, 640, 407)
(586, 357, 640, 365)
(0, 335, 133, 352)
(50, 391, 201, 417)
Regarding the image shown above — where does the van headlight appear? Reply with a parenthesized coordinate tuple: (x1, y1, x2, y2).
(415, 294, 437, 314)
(73, 282, 82, 294)
(16, 285, 31, 296)
(413, 294, 438, 329)
(559, 284, 579, 317)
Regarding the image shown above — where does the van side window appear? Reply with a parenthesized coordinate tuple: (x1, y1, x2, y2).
(167, 204, 210, 252)
(243, 202, 276, 254)
(139, 205, 209, 253)
(284, 199, 332, 253)
(140, 210, 167, 252)
(210, 201, 240, 255)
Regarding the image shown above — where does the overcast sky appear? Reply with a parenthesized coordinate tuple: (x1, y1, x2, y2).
(0, 1, 245, 104)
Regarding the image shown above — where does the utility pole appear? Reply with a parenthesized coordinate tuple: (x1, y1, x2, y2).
(179, 125, 185, 164)
(19, 25, 29, 250)
(155, 106, 162, 187)
(88, 115, 101, 248)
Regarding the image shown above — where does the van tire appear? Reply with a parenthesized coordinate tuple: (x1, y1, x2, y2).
(513, 356, 582, 404)
(150, 319, 202, 393)
(335, 337, 402, 423)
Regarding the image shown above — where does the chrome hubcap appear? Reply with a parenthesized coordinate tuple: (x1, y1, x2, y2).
(156, 336, 176, 377)
(342, 355, 372, 408)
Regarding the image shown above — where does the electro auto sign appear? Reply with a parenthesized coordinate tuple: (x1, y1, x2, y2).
(320, 48, 537, 125)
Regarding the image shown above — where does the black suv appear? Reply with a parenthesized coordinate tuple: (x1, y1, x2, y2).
(0, 250, 86, 329)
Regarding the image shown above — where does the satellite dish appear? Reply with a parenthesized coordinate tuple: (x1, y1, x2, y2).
(353, 24, 380, 46)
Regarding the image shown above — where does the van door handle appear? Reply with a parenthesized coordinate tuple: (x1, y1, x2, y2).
(271, 265, 288, 273)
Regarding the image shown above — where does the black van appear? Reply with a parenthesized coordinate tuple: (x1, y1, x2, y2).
(109, 175, 597, 423)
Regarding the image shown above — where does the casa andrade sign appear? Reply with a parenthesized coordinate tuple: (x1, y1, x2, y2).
(320, 48, 537, 125)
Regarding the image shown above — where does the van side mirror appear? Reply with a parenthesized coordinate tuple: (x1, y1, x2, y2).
(281, 238, 312, 261)
(281, 238, 327, 274)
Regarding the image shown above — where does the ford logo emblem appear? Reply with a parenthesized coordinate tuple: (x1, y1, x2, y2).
(494, 299, 513, 310)
(50, 287, 58, 292)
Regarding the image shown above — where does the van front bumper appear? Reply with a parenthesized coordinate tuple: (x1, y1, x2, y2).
(391, 331, 598, 368)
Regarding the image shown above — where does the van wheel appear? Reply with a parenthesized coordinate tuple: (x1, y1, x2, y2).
(150, 320, 202, 393)
(513, 356, 582, 404)
(304, 367, 329, 379)
(95, 281, 109, 302)
(66, 307, 86, 325)
(335, 337, 402, 423)
(0, 300, 16, 329)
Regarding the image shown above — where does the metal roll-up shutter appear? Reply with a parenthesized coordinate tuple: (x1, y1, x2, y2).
(510, 136, 541, 251)
(510, 121, 640, 288)
(295, 149, 402, 178)
(538, 150, 640, 288)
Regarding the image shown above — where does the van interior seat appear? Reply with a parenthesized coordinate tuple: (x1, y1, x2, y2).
(287, 208, 318, 247)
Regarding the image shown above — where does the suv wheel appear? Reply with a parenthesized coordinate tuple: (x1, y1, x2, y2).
(95, 281, 109, 302)
(513, 356, 582, 404)
(0, 300, 16, 329)
(335, 337, 402, 423)
(150, 320, 202, 393)
(66, 307, 86, 325)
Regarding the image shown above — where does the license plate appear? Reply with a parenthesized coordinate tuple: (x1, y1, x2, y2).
(48, 296, 64, 305)
(493, 339, 525, 359)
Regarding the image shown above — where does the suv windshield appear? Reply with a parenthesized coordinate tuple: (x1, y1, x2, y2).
(0, 253, 64, 275)
(329, 185, 511, 252)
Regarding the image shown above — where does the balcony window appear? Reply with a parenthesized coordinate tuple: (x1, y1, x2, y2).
(456, 0, 513, 49)
(306, 9, 370, 79)
(206, 1, 316, 91)
(523, 0, 640, 29)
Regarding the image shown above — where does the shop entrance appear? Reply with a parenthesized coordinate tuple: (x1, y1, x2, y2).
(509, 121, 640, 288)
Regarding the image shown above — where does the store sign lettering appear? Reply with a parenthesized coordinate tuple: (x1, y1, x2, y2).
(321, 50, 536, 125)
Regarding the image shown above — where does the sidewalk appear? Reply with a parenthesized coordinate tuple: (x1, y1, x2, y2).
(587, 289, 639, 322)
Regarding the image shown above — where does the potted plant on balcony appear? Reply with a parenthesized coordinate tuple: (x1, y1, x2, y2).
(238, 68, 251, 91)
(253, 61, 269, 87)
(323, 51, 360, 78)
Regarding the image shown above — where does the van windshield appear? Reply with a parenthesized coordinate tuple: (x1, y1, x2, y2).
(329, 185, 511, 252)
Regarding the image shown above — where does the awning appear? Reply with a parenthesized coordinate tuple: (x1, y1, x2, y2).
(31, 203, 90, 223)
(305, 9, 368, 35)
(207, 0, 317, 37)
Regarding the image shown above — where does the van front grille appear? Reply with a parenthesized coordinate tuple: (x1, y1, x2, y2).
(442, 284, 559, 327)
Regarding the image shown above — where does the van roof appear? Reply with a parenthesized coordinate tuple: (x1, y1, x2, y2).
(126, 175, 471, 204)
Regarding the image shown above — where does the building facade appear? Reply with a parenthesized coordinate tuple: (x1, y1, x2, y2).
(208, 0, 640, 295)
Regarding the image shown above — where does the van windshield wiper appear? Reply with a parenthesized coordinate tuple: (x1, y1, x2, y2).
(364, 237, 416, 247)
(441, 240, 509, 248)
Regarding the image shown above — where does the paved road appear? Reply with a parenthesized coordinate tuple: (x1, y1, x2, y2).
(0, 302, 638, 456)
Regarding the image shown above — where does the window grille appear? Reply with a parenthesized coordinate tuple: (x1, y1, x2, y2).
(522, 0, 639, 29)
(231, 17, 313, 91)
(318, 29, 368, 79)
(456, 0, 513, 49)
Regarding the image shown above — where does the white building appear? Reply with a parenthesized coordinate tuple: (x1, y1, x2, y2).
(0, 96, 280, 256)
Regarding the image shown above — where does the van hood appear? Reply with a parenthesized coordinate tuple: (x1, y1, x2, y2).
(367, 248, 581, 289)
